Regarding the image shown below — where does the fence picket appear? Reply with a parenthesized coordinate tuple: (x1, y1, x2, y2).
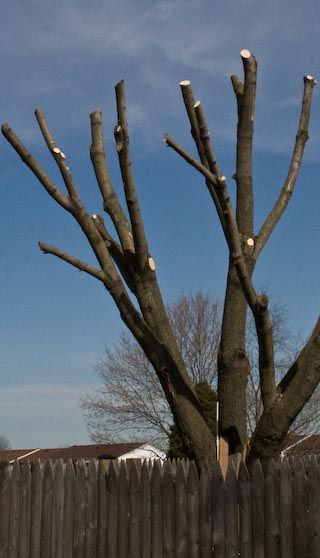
(63, 459, 75, 558)
(199, 461, 212, 558)
(0, 462, 11, 558)
(18, 462, 32, 558)
(265, 460, 280, 558)
(308, 456, 320, 558)
(40, 460, 53, 557)
(96, 460, 107, 558)
(9, 461, 20, 558)
(73, 460, 86, 558)
(106, 460, 118, 558)
(211, 460, 225, 558)
(85, 459, 98, 558)
(175, 460, 187, 558)
(251, 460, 265, 558)
(52, 460, 65, 558)
(129, 461, 140, 558)
(187, 461, 200, 558)
(162, 460, 174, 558)
(279, 459, 293, 558)
(291, 457, 307, 557)
(30, 461, 42, 558)
(238, 461, 252, 558)
(140, 460, 151, 558)
(118, 460, 129, 558)
(224, 461, 238, 558)
(151, 459, 163, 558)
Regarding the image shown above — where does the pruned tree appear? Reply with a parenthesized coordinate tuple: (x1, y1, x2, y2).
(2, 49, 319, 467)
(0, 433, 11, 451)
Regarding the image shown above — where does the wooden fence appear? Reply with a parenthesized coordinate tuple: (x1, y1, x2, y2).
(0, 455, 320, 557)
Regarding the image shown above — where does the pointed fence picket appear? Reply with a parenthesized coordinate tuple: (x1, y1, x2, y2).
(0, 455, 319, 556)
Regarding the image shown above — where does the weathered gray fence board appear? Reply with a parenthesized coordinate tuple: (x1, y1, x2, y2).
(224, 462, 238, 558)
(52, 460, 65, 558)
(251, 460, 265, 558)
(40, 460, 53, 558)
(9, 460, 20, 558)
(187, 461, 200, 558)
(96, 460, 107, 558)
(63, 459, 75, 558)
(0, 462, 11, 558)
(73, 460, 86, 558)
(85, 459, 98, 558)
(30, 461, 42, 558)
(238, 462, 252, 558)
(140, 460, 151, 558)
(19, 462, 31, 558)
(279, 460, 293, 558)
(129, 462, 140, 558)
(175, 460, 187, 558)
(199, 462, 212, 558)
(211, 460, 225, 558)
(106, 460, 118, 558)
(118, 460, 129, 558)
(291, 457, 307, 558)
(162, 461, 174, 558)
(265, 460, 280, 558)
(151, 460, 163, 558)
(308, 456, 320, 558)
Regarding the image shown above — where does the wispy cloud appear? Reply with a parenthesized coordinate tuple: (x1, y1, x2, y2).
(0, 383, 92, 448)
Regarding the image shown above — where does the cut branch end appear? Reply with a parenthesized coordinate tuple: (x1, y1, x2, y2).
(180, 80, 191, 87)
(240, 49, 251, 59)
(304, 75, 317, 85)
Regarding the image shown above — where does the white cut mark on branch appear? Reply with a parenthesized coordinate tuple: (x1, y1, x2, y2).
(148, 257, 156, 271)
(240, 49, 251, 59)
(247, 238, 254, 247)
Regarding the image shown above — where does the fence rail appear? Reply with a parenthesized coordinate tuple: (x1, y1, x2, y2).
(0, 455, 319, 557)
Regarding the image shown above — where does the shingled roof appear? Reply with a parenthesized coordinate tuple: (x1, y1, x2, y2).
(281, 434, 320, 455)
(0, 442, 150, 463)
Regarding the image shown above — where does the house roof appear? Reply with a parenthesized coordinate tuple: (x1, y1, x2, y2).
(0, 442, 146, 463)
(282, 434, 320, 455)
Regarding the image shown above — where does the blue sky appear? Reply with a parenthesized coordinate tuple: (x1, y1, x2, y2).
(0, 0, 319, 447)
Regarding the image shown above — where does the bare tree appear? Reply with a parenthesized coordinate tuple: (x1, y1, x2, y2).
(0, 433, 11, 450)
(82, 292, 221, 446)
(2, 49, 319, 466)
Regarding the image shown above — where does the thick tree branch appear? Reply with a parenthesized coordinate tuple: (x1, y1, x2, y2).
(35, 108, 81, 201)
(90, 109, 134, 253)
(234, 49, 257, 236)
(249, 318, 320, 463)
(1, 124, 73, 212)
(179, 80, 226, 233)
(255, 75, 316, 256)
(91, 214, 136, 294)
(114, 80, 149, 272)
(164, 132, 276, 408)
(39, 242, 106, 281)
